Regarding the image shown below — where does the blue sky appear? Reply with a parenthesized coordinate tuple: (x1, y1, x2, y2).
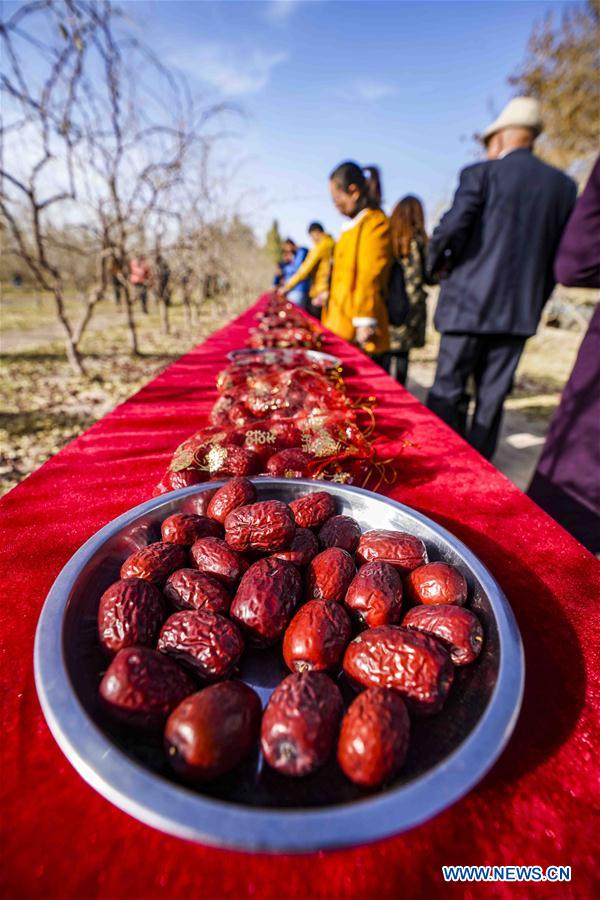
(9, 0, 571, 242)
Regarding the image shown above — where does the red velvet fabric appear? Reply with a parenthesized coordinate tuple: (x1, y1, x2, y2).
(1, 296, 598, 899)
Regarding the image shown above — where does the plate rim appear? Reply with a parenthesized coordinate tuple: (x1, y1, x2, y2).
(226, 347, 342, 369)
(34, 478, 525, 853)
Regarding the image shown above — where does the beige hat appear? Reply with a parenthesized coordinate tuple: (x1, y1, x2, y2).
(482, 96, 543, 142)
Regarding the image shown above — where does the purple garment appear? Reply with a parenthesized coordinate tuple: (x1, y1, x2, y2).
(554, 156, 600, 288)
(528, 305, 600, 552)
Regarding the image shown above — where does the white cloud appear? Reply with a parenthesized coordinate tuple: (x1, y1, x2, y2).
(335, 78, 397, 103)
(264, 0, 301, 22)
(171, 44, 288, 97)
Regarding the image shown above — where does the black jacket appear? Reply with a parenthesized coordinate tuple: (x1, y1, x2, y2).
(429, 149, 577, 336)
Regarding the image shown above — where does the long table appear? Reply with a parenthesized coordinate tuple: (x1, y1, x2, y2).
(1, 297, 598, 898)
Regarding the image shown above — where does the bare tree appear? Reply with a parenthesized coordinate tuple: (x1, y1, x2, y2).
(1, 0, 239, 370)
(0, 0, 109, 372)
(510, 0, 600, 176)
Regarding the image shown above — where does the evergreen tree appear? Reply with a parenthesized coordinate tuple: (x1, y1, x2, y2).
(264, 219, 283, 264)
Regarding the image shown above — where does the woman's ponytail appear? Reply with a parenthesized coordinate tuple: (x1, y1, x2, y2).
(363, 165, 382, 209)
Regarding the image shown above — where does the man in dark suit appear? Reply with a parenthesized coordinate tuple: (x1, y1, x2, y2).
(427, 97, 577, 459)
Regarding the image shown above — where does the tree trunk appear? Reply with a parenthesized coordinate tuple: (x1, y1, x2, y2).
(65, 336, 86, 375)
(74, 287, 103, 346)
(123, 285, 140, 355)
(52, 284, 86, 375)
(159, 293, 170, 335)
(182, 285, 193, 329)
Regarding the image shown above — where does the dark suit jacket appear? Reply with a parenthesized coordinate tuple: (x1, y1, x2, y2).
(429, 149, 577, 336)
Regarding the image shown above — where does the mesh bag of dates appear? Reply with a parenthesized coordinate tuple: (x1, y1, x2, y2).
(154, 293, 394, 494)
(246, 298, 324, 350)
(98, 482, 484, 789)
(155, 412, 379, 494)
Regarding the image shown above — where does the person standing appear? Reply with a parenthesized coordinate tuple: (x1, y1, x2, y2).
(110, 253, 123, 307)
(325, 161, 392, 367)
(156, 254, 171, 307)
(129, 254, 152, 314)
(426, 97, 577, 459)
(274, 239, 310, 309)
(279, 222, 334, 318)
(388, 196, 430, 385)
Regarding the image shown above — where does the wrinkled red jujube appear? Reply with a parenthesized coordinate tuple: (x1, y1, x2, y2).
(261, 672, 343, 776)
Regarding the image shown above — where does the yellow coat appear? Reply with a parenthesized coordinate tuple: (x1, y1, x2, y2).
(323, 208, 392, 355)
(284, 234, 335, 299)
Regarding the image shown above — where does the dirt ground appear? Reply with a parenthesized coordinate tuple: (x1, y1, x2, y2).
(0, 289, 585, 496)
(0, 291, 247, 495)
(405, 324, 584, 490)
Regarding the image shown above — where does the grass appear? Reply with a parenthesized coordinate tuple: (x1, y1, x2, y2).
(1, 288, 83, 332)
(0, 293, 250, 496)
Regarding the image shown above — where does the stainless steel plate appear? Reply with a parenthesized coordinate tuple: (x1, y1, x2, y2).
(227, 347, 342, 370)
(34, 479, 524, 853)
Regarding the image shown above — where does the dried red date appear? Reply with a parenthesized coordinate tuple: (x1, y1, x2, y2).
(98, 578, 165, 654)
(228, 401, 254, 428)
(345, 561, 403, 628)
(403, 604, 483, 665)
(158, 609, 244, 681)
(206, 477, 257, 524)
(163, 569, 230, 614)
(337, 688, 410, 787)
(242, 430, 280, 462)
(356, 530, 428, 573)
(269, 421, 302, 447)
(99, 647, 195, 731)
(165, 681, 262, 781)
(266, 448, 313, 478)
(153, 467, 205, 496)
(161, 512, 222, 545)
(190, 536, 248, 589)
(343, 625, 454, 715)
(289, 491, 337, 531)
(210, 394, 235, 426)
(120, 541, 187, 585)
(307, 547, 356, 603)
(283, 600, 351, 673)
(319, 515, 361, 553)
(230, 558, 302, 646)
(405, 562, 468, 607)
(199, 444, 261, 477)
(260, 672, 343, 776)
(224, 500, 295, 553)
(271, 527, 318, 567)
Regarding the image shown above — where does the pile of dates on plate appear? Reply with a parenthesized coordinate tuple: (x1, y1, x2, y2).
(98, 482, 484, 789)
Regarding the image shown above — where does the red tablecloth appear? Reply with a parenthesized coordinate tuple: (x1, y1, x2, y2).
(1, 297, 598, 899)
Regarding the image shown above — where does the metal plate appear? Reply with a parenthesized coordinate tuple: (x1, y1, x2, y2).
(227, 348, 342, 370)
(34, 479, 524, 853)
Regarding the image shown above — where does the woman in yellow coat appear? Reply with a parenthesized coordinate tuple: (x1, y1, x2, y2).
(324, 161, 393, 363)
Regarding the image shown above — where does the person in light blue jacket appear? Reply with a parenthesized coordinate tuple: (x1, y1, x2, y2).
(273, 238, 310, 308)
